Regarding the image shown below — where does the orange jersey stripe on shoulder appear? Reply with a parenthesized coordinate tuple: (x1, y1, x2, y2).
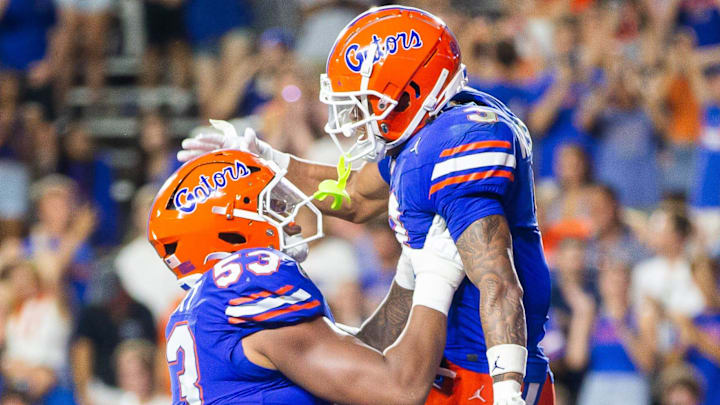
(228, 317, 245, 324)
(252, 300, 321, 322)
(429, 170, 514, 196)
(439, 140, 512, 157)
(228, 284, 294, 305)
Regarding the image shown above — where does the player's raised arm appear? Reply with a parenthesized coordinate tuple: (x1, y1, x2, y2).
(286, 156, 389, 223)
(177, 121, 389, 223)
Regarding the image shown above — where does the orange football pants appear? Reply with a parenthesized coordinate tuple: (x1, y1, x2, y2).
(425, 361, 555, 405)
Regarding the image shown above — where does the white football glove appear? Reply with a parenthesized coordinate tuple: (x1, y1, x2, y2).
(405, 215, 465, 315)
(177, 120, 290, 170)
(493, 381, 525, 405)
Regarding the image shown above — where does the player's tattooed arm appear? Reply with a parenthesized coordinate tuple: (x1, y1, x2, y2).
(355, 281, 413, 351)
(244, 306, 447, 405)
(286, 158, 389, 223)
(456, 214, 527, 385)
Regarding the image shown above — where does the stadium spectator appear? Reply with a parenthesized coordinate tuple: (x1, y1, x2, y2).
(544, 238, 597, 401)
(669, 256, 720, 405)
(0, 387, 31, 405)
(137, 112, 181, 186)
(0, 108, 30, 238)
(673, 0, 720, 49)
(114, 185, 181, 321)
(660, 32, 702, 195)
(295, 0, 373, 66)
(53, 0, 114, 105)
(140, 0, 190, 89)
(301, 216, 364, 326)
(579, 59, 663, 209)
(585, 184, 649, 269)
(0, 0, 56, 116)
(688, 54, 720, 256)
(258, 70, 317, 159)
(537, 144, 594, 260)
(465, 32, 536, 120)
(632, 208, 704, 318)
(71, 273, 156, 405)
(527, 15, 597, 178)
(114, 340, 170, 405)
(0, 261, 73, 405)
(58, 122, 118, 246)
(24, 175, 96, 307)
(568, 259, 654, 405)
(183, 0, 253, 118)
(356, 218, 400, 312)
(659, 365, 704, 405)
(207, 28, 294, 120)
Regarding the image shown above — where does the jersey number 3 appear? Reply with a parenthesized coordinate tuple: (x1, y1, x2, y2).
(167, 322, 204, 405)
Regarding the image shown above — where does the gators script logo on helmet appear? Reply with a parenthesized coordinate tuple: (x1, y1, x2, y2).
(147, 150, 322, 289)
(320, 5, 468, 162)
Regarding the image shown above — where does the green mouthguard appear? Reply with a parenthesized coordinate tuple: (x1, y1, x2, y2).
(313, 154, 352, 210)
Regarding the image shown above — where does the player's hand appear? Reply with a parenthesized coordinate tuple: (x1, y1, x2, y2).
(406, 216, 465, 315)
(493, 381, 525, 405)
(177, 120, 290, 170)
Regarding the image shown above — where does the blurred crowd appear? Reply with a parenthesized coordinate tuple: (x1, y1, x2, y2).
(0, 0, 719, 405)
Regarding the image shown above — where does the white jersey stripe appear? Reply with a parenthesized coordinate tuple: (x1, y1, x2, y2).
(431, 152, 516, 180)
(225, 289, 311, 317)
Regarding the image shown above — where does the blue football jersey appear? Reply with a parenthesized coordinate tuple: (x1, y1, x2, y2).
(165, 248, 333, 405)
(379, 88, 551, 382)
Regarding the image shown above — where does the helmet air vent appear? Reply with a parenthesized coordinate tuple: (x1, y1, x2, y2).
(218, 232, 247, 245)
(164, 242, 178, 255)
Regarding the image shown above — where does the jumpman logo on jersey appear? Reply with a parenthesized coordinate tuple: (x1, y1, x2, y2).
(491, 358, 505, 373)
(468, 385, 486, 402)
(409, 136, 421, 154)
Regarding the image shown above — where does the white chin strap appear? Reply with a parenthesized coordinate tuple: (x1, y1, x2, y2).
(284, 234, 309, 263)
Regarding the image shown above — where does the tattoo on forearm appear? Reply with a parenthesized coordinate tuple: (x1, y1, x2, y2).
(355, 282, 413, 351)
(456, 215, 527, 350)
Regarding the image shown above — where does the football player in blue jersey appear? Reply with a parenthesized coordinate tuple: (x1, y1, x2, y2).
(148, 149, 466, 405)
(178, 6, 555, 405)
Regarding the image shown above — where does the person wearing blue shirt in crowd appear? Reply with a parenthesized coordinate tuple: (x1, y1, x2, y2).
(566, 259, 654, 405)
(0, 0, 55, 74)
(690, 63, 720, 257)
(58, 123, 117, 247)
(675, 0, 720, 48)
(468, 40, 536, 122)
(578, 64, 663, 209)
(0, 0, 56, 119)
(670, 256, 720, 405)
(527, 17, 597, 179)
(184, 0, 253, 118)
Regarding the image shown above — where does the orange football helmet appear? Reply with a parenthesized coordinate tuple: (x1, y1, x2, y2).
(320, 5, 467, 162)
(147, 150, 322, 289)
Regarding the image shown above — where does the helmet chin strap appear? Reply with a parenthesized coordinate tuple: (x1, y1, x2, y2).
(284, 234, 309, 263)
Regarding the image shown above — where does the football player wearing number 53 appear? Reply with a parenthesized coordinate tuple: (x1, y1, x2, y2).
(179, 5, 556, 405)
(148, 150, 466, 405)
